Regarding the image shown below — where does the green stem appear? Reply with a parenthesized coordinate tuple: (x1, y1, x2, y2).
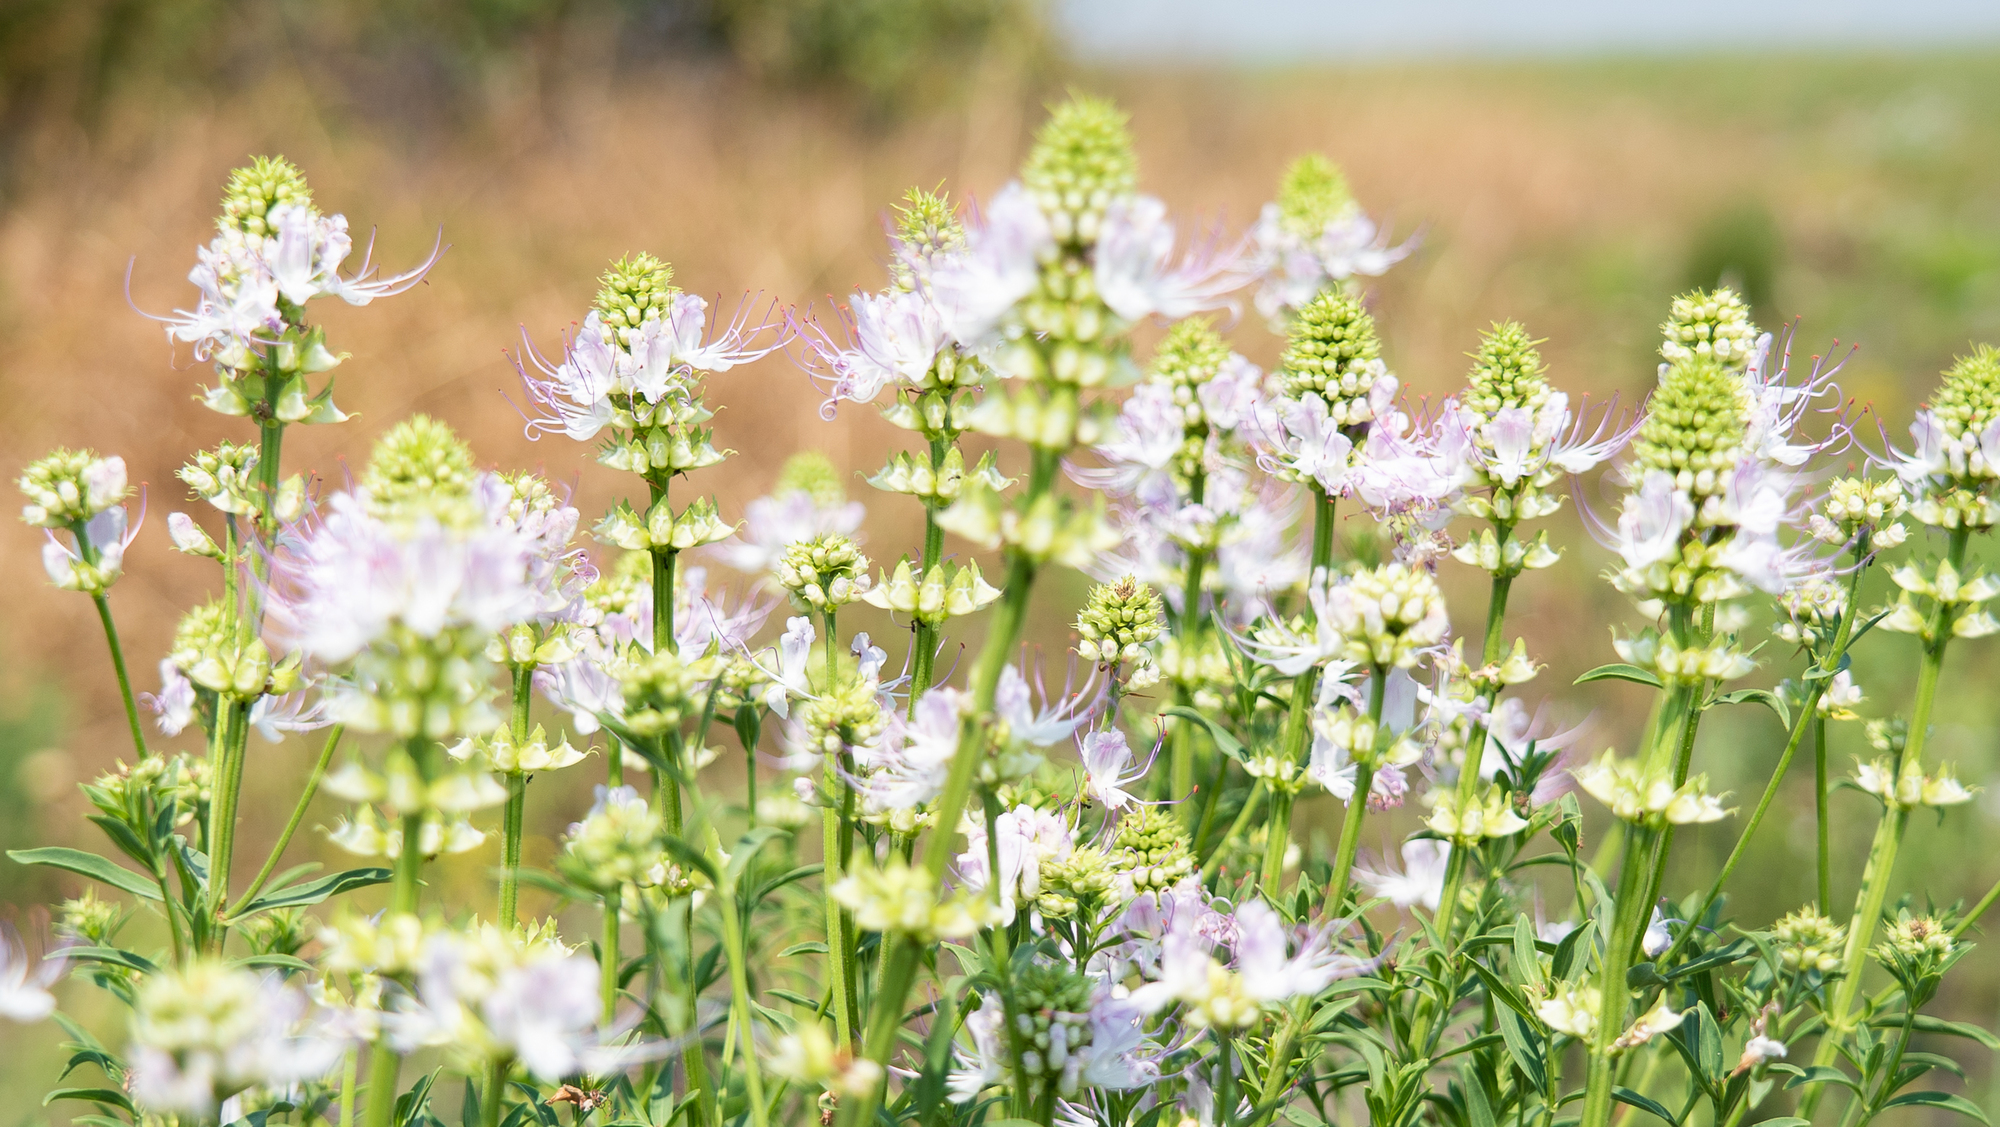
(601, 887, 621, 1026)
(1953, 871, 2000, 940)
(821, 610, 841, 690)
(1432, 563, 1517, 941)
(500, 774, 526, 928)
(1804, 526, 1968, 1118)
(479, 1058, 508, 1127)
(716, 864, 770, 1127)
(203, 699, 248, 949)
(92, 595, 151, 760)
(362, 810, 427, 1127)
(1816, 717, 1832, 912)
(1250, 1003, 1305, 1127)
(226, 725, 344, 919)
(823, 757, 856, 1049)
(1200, 781, 1265, 884)
(653, 546, 678, 655)
(1578, 824, 1661, 1127)
(1259, 788, 1296, 894)
(1321, 668, 1387, 914)
(1214, 1028, 1240, 1127)
(339, 1047, 358, 1127)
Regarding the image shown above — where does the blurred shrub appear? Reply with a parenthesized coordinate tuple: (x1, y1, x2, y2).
(1684, 199, 1783, 318)
(0, 0, 1046, 175)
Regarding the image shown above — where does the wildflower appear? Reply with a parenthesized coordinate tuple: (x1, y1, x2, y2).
(766, 1022, 883, 1098)
(127, 961, 341, 1116)
(1079, 729, 1148, 811)
(1249, 154, 1415, 324)
(0, 923, 63, 1023)
(447, 725, 586, 774)
(1877, 914, 1955, 962)
(1612, 1000, 1685, 1050)
(1573, 753, 1731, 827)
(1129, 900, 1366, 1028)
(1093, 194, 1243, 324)
(1855, 757, 1976, 809)
(559, 785, 666, 893)
(1276, 289, 1395, 430)
(1536, 984, 1600, 1039)
(830, 855, 997, 940)
(1324, 562, 1451, 669)
(775, 533, 873, 613)
(958, 804, 1075, 923)
(1773, 908, 1845, 974)
(1809, 475, 1908, 549)
(1889, 345, 2000, 528)
(1427, 787, 1529, 844)
(1352, 839, 1450, 912)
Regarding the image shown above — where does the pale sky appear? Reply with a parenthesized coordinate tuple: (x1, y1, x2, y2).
(1057, 0, 2000, 61)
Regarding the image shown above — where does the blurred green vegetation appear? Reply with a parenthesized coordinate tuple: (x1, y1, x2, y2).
(0, 0, 1046, 183)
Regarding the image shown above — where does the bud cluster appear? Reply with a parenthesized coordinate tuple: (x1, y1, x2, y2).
(1573, 753, 1731, 828)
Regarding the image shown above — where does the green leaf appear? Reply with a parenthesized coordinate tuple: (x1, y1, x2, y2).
(64, 945, 158, 974)
(1465, 1073, 1499, 1127)
(723, 827, 785, 889)
(1575, 664, 1662, 689)
(778, 942, 829, 958)
(44, 1088, 135, 1113)
(1780, 1064, 1861, 1093)
(1749, 1119, 1810, 1126)
(1881, 1091, 1990, 1123)
(659, 836, 720, 886)
(9, 847, 161, 901)
(1711, 688, 1791, 727)
(238, 867, 392, 914)
(1159, 706, 1247, 762)
(232, 953, 314, 973)
(1869, 1014, 2000, 1049)
(1612, 1087, 1679, 1125)
(1464, 959, 1537, 1023)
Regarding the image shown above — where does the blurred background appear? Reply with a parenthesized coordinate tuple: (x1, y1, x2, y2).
(4, 0, 2000, 1116)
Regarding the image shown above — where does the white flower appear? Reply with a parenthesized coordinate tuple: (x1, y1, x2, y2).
(1079, 729, 1148, 811)
(128, 963, 342, 1116)
(0, 924, 62, 1023)
(144, 659, 197, 737)
(1249, 200, 1414, 325)
(1352, 839, 1450, 912)
(1093, 195, 1243, 323)
(929, 183, 1052, 346)
(272, 493, 540, 664)
(715, 491, 866, 578)
(1614, 470, 1695, 570)
(957, 805, 1074, 924)
(851, 688, 967, 811)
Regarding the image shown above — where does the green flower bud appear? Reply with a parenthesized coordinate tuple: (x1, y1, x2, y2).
(1111, 806, 1195, 892)
(1274, 153, 1354, 239)
(890, 186, 965, 292)
(1075, 576, 1164, 666)
(559, 786, 667, 892)
(1006, 963, 1097, 1093)
(1633, 357, 1749, 500)
(829, 855, 997, 940)
(179, 443, 262, 515)
(593, 252, 678, 333)
(1876, 912, 1954, 962)
(777, 533, 873, 613)
(361, 415, 479, 523)
(59, 889, 125, 946)
(1463, 321, 1551, 418)
(776, 451, 847, 508)
(1660, 287, 1758, 373)
(1773, 906, 1845, 973)
(620, 648, 700, 738)
(219, 155, 313, 237)
(18, 448, 129, 528)
(1022, 93, 1137, 243)
(1930, 344, 2000, 441)
(1279, 290, 1388, 426)
(1036, 846, 1117, 919)
(798, 675, 888, 757)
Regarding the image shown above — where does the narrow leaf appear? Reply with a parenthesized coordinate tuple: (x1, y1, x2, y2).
(239, 867, 392, 913)
(1881, 1091, 1990, 1124)
(9, 848, 162, 901)
(1574, 664, 1662, 689)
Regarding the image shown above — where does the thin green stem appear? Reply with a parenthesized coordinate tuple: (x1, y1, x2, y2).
(203, 700, 247, 949)
(339, 1047, 358, 1127)
(1816, 717, 1832, 912)
(1321, 668, 1387, 914)
(822, 756, 856, 1049)
(1432, 562, 1517, 941)
(601, 887, 621, 1026)
(1952, 871, 2000, 940)
(1200, 781, 1266, 884)
(362, 809, 428, 1127)
(1578, 824, 1660, 1127)
(500, 773, 526, 928)
(226, 725, 344, 919)
(92, 595, 151, 760)
(716, 864, 770, 1127)
(1805, 525, 1969, 1118)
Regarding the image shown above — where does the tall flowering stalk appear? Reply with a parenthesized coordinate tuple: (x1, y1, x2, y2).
(1797, 347, 2000, 1118)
